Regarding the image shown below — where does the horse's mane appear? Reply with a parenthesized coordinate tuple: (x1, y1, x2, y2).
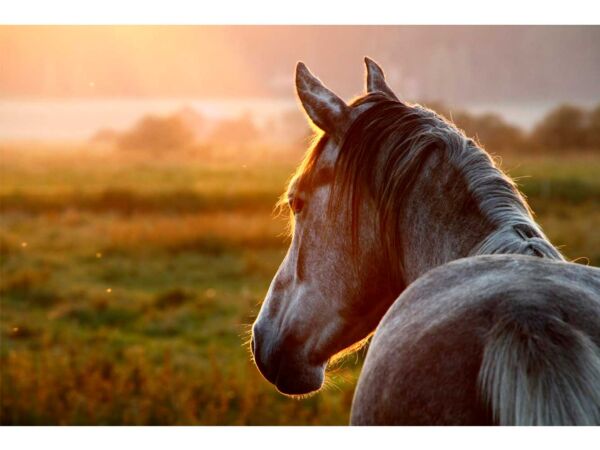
(289, 93, 563, 262)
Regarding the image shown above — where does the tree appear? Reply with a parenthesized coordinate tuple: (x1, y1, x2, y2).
(422, 102, 526, 152)
(207, 113, 260, 147)
(586, 104, 600, 150)
(453, 112, 526, 153)
(532, 104, 587, 150)
(117, 115, 194, 153)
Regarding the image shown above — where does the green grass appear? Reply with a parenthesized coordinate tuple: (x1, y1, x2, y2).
(1, 147, 599, 424)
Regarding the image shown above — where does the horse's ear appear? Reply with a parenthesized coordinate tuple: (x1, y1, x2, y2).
(295, 62, 350, 136)
(365, 57, 398, 101)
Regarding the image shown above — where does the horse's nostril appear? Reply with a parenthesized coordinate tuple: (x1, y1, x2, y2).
(251, 335, 257, 356)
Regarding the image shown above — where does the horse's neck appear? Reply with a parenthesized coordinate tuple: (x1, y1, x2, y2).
(397, 151, 561, 285)
(397, 152, 488, 283)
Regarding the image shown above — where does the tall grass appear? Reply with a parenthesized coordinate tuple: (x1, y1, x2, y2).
(1, 145, 599, 424)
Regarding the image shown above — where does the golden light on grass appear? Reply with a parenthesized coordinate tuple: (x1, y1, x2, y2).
(1, 146, 598, 425)
(21, 242, 28, 248)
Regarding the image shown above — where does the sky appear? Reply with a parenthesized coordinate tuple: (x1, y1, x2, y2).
(1, 26, 599, 104)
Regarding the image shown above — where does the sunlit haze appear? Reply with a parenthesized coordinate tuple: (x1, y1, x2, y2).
(1, 25, 599, 139)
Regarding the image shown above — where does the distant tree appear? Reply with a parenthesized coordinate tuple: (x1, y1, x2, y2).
(531, 104, 587, 150)
(422, 102, 525, 152)
(175, 106, 207, 140)
(207, 113, 260, 147)
(586, 104, 600, 150)
(117, 115, 194, 153)
(420, 101, 452, 121)
(453, 112, 526, 152)
(278, 109, 311, 145)
(90, 128, 120, 144)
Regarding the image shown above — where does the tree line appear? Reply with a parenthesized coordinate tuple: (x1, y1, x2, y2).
(93, 102, 600, 155)
(427, 102, 600, 153)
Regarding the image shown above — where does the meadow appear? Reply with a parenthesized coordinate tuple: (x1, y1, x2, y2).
(1, 144, 599, 425)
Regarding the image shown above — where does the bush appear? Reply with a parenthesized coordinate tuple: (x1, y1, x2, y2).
(531, 104, 587, 151)
(453, 111, 526, 152)
(207, 113, 260, 147)
(118, 115, 194, 153)
(586, 105, 600, 150)
(423, 102, 526, 153)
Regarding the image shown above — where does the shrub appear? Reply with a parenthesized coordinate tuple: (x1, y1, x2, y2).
(531, 104, 587, 150)
(453, 111, 526, 152)
(586, 105, 600, 150)
(118, 115, 194, 153)
(207, 113, 260, 147)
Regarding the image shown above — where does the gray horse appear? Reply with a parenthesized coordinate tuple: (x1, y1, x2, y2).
(251, 58, 600, 425)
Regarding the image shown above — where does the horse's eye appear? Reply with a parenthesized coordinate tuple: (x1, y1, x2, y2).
(289, 196, 305, 214)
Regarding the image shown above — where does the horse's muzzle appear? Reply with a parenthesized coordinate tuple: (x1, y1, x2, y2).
(251, 319, 325, 395)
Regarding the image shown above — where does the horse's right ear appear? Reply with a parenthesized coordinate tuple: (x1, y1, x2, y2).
(295, 62, 350, 137)
(365, 57, 399, 101)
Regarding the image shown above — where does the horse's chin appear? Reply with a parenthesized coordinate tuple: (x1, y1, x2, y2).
(251, 319, 328, 395)
(274, 362, 326, 397)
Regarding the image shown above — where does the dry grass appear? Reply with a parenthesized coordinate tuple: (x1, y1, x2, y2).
(1, 144, 599, 424)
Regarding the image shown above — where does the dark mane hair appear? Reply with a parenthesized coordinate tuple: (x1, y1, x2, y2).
(287, 94, 563, 267)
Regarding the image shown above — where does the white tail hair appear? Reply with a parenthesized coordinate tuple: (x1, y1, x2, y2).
(479, 311, 600, 425)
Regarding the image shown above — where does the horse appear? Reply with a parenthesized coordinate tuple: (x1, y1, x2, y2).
(250, 57, 600, 425)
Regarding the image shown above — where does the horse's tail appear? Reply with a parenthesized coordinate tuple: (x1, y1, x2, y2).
(479, 309, 600, 425)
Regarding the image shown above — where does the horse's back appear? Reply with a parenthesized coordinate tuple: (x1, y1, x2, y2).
(351, 255, 600, 425)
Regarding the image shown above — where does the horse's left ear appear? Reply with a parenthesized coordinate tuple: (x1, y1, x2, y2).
(365, 57, 398, 101)
(295, 62, 351, 137)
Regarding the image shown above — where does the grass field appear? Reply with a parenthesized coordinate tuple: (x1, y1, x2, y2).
(1, 145, 599, 425)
